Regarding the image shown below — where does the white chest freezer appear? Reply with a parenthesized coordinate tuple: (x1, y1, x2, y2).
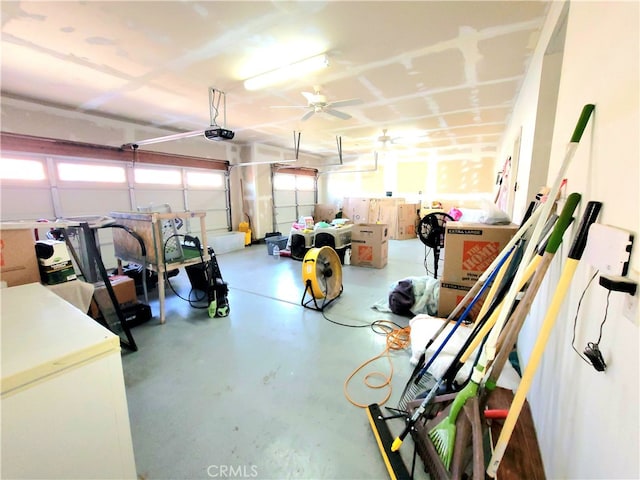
(1, 283, 137, 479)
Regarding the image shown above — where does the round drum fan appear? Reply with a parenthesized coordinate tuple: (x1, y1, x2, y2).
(301, 246, 343, 310)
(418, 212, 454, 279)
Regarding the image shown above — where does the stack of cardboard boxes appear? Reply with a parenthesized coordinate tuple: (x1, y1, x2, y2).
(438, 222, 519, 319)
(296, 199, 421, 269)
(342, 197, 420, 240)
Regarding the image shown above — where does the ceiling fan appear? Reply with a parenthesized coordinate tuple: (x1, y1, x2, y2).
(376, 128, 429, 150)
(376, 128, 399, 149)
(377, 128, 395, 145)
(271, 86, 362, 121)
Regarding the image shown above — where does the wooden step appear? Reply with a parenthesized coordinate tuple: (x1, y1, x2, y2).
(485, 387, 546, 480)
(407, 386, 546, 479)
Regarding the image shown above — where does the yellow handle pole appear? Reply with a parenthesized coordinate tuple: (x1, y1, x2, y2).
(487, 260, 578, 476)
(486, 198, 602, 477)
(460, 254, 543, 363)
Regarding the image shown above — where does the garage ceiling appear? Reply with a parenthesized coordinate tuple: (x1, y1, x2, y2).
(0, 1, 550, 162)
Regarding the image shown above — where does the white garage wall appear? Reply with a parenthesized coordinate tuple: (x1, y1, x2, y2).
(498, 1, 639, 478)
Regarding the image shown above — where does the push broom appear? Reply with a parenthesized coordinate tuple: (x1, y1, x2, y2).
(486, 200, 602, 477)
(396, 205, 545, 410)
(397, 188, 555, 410)
(392, 103, 595, 456)
(390, 193, 565, 452)
(427, 192, 581, 469)
(442, 213, 560, 391)
(436, 218, 560, 394)
(391, 200, 564, 453)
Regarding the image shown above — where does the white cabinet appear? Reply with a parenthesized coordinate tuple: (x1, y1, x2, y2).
(1, 283, 137, 479)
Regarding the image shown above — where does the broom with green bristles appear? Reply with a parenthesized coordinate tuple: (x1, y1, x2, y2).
(485, 203, 601, 477)
(388, 105, 594, 464)
(389, 202, 567, 456)
(427, 192, 581, 469)
(429, 104, 595, 469)
(426, 103, 595, 470)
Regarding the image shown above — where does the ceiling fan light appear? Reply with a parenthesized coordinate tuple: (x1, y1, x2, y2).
(243, 54, 329, 91)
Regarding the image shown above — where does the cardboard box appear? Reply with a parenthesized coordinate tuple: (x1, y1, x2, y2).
(342, 197, 371, 224)
(0, 228, 40, 287)
(442, 222, 519, 285)
(90, 275, 138, 319)
(351, 223, 389, 268)
(369, 198, 407, 239)
(396, 203, 421, 240)
(343, 197, 408, 238)
(313, 204, 338, 224)
(438, 281, 486, 321)
(370, 198, 396, 238)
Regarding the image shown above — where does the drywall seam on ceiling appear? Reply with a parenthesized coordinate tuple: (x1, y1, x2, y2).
(320, 17, 544, 89)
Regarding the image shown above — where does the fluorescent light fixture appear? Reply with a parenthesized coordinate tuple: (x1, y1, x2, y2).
(243, 54, 329, 91)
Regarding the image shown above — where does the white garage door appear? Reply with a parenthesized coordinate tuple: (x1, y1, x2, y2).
(0, 153, 229, 268)
(272, 168, 317, 234)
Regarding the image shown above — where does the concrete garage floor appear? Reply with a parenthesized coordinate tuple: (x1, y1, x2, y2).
(122, 238, 439, 480)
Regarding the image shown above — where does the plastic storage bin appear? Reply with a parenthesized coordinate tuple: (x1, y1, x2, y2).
(265, 235, 289, 255)
(210, 232, 245, 254)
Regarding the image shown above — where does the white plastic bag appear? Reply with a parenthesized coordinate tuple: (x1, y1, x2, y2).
(478, 199, 511, 225)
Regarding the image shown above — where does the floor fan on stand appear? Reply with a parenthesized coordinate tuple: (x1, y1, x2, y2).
(418, 212, 454, 278)
(300, 246, 343, 311)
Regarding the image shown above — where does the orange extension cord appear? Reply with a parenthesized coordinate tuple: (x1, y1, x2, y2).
(343, 321, 412, 408)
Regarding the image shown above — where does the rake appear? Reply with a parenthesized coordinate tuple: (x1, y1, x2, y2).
(395, 206, 544, 411)
(440, 213, 559, 393)
(486, 200, 602, 477)
(427, 192, 581, 469)
(398, 207, 560, 410)
(402, 245, 512, 400)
